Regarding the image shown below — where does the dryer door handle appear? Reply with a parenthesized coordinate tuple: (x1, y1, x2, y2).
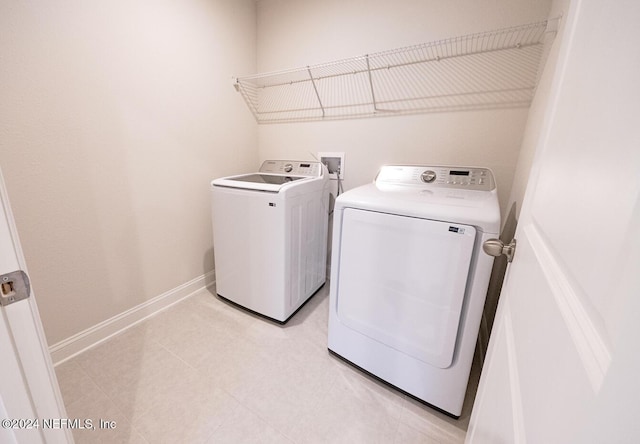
(482, 238, 516, 263)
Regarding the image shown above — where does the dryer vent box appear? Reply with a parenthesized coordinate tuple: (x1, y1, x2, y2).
(318, 152, 345, 180)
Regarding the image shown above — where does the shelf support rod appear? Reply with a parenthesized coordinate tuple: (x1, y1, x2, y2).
(366, 55, 378, 112)
(307, 67, 325, 118)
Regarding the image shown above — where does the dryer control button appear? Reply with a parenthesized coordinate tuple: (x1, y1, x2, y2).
(420, 170, 437, 183)
(284, 163, 293, 173)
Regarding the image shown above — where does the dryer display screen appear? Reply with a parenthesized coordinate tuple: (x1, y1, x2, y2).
(449, 170, 470, 176)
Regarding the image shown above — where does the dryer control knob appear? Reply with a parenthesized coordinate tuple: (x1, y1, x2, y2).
(284, 163, 293, 173)
(421, 170, 437, 183)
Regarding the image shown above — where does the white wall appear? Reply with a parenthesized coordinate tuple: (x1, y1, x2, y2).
(255, 0, 553, 222)
(0, 0, 258, 345)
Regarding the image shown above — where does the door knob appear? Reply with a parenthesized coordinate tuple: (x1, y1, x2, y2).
(482, 238, 516, 263)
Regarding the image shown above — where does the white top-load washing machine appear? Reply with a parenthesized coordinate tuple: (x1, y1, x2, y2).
(328, 165, 500, 417)
(211, 160, 329, 323)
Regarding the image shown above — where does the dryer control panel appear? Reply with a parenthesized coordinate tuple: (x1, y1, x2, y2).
(259, 160, 324, 177)
(376, 165, 495, 191)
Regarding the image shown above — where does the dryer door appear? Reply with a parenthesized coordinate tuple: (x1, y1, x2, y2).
(336, 208, 476, 369)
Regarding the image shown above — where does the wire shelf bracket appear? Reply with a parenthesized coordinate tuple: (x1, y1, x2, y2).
(234, 18, 559, 124)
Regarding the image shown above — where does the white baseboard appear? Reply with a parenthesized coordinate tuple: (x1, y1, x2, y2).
(49, 271, 215, 366)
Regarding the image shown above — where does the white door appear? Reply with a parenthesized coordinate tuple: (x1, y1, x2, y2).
(467, 0, 640, 442)
(0, 168, 73, 444)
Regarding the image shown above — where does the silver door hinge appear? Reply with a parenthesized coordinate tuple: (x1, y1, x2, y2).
(1, 270, 31, 306)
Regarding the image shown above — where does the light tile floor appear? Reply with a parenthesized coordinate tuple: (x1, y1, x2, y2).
(55, 284, 480, 443)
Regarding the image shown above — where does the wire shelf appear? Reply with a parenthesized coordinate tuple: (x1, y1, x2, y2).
(234, 19, 556, 124)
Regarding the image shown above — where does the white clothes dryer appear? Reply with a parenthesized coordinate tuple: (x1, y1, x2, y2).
(211, 160, 329, 323)
(328, 165, 500, 417)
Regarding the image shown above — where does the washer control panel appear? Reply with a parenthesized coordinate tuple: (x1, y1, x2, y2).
(376, 165, 495, 191)
(259, 160, 323, 177)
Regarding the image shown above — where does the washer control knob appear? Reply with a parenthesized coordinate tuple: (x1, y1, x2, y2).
(420, 170, 437, 183)
(283, 163, 293, 173)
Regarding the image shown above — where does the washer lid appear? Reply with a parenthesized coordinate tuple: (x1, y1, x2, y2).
(211, 160, 325, 192)
(212, 173, 310, 192)
(227, 174, 307, 185)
